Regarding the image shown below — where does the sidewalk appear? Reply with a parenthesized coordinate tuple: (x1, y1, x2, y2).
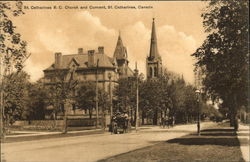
(237, 124, 250, 162)
(5, 122, 213, 139)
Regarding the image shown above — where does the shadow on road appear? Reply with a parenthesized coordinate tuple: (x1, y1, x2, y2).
(166, 127, 249, 147)
(99, 123, 245, 162)
(141, 129, 195, 134)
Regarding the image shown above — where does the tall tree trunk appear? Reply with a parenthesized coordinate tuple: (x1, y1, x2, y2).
(153, 108, 158, 125)
(102, 107, 105, 131)
(133, 109, 136, 126)
(89, 108, 92, 119)
(233, 95, 239, 131)
(229, 112, 234, 126)
(229, 95, 239, 131)
(142, 111, 145, 125)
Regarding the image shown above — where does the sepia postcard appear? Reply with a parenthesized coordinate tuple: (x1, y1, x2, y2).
(0, 0, 249, 162)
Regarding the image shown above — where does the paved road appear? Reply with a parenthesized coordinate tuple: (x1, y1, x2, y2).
(2, 122, 215, 162)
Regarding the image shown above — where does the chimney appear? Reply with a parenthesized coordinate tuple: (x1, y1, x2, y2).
(78, 48, 83, 54)
(55, 52, 62, 68)
(88, 50, 95, 67)
(98, 46, 104, 54)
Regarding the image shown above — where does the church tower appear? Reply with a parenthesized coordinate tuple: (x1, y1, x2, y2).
(146, 18, 162, 79)
(113, 32, 129, 78)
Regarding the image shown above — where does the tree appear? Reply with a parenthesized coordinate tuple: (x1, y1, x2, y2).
(4, 71, 30, 125)
(75, 82, 96, 119)
(98, 90, 110, 130)
(25, 80, 48, 120)
(75, 82, 110, 129)
(46, 68, 78, 133)
(0, 1, 29, 138)
(182, 85, 198, 123)
(192, 0, 248, 130)
(0, 1, 29, 71)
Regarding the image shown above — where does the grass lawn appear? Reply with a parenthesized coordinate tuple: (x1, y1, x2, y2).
(100, 122, 245, 162)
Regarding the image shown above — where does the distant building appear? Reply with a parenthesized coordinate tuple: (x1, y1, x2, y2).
(43, 34, 133, 118)
(146, 18, 163, 79)
(44, 46, 119, 92)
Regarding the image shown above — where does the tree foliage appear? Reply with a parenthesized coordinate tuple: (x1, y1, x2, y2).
(0, 1, 28, 71)
(0, 1, 29, 133)
(192, 0, 249, 128)
(75, 82, 110, 119)
(114, 69, 212, 125)
(25, 80, 48, 120)
(46, 69, 78, 116)
(75, 82, 96, 118)
(4, 71, 30, 124)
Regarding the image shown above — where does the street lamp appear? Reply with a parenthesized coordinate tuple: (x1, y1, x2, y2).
(95, 59, 99, 128)
(195, 89, 201, 136)
(108, 73, 113, 119)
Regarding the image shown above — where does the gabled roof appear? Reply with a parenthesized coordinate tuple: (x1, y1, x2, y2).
(68, 58, 80, 68)
(44, 52, 116, 71)
(127, 67, 134, 76)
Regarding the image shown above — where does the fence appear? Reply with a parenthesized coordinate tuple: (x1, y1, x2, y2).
(12, 118, 108, 130)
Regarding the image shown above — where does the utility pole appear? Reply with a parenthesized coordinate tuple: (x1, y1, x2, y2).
(134, 62, 139, 132)
(0, 55, 5, 140)
(96, 59, 99, 128)
(108, 73, 113, 118)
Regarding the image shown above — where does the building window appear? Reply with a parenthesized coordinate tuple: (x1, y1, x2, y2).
(150, 67, 153, 77)
(154, 67, 158, 77)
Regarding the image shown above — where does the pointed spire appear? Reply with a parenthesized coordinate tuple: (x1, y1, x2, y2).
(113, 31, 127, 60)
(149, 18, 160, 59)
(117, 31, 123, 47)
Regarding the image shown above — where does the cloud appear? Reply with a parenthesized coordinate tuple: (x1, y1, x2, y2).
(21, 11, 116, 82)
(19, 11, 198, 84)
(121, 22, 197, 83)
(122, 21, 151, 76)
(23, 59, 44, 82)
(158, 24, 197, 83)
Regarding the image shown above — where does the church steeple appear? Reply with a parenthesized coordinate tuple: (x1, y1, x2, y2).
(113, 31, 128, 60)
(149, 18, 161, 60)
(146, 18, 162, 79)
(113, 32, 130, 78)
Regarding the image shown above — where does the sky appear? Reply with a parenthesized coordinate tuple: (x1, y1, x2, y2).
(12, 1, 208, 83)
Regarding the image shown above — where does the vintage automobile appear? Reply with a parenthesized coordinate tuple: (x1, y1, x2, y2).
(110, 112, 129, 134)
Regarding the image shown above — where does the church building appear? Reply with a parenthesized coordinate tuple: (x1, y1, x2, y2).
(146, 18, 163, 79)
